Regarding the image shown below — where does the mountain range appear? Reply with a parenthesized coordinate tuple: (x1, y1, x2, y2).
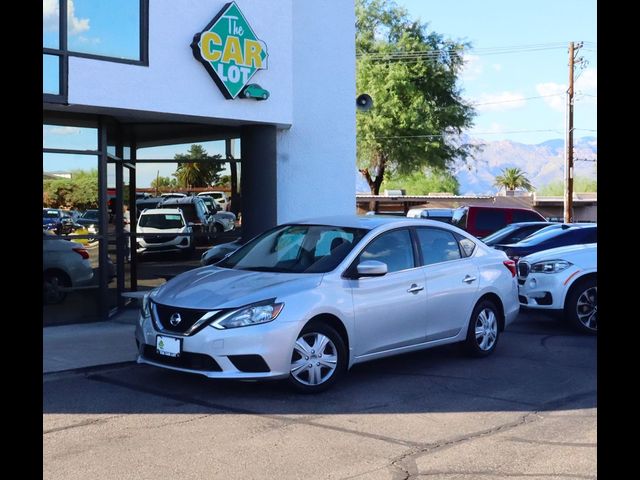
(355, 136, 597, 195)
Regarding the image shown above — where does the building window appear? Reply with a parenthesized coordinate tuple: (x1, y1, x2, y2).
(43, 0, 148, 99)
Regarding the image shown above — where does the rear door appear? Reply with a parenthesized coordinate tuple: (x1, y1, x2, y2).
(415, 227, 480, 341)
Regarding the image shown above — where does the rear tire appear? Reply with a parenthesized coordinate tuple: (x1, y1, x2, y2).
(564, 277, 597, 334)
(43, 271, 71, 305)
(464, 300, 500, 357)
(288, 322, 347, 393)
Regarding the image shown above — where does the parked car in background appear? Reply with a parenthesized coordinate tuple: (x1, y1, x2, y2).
(198, 195, 236, 232)
(76, 209, 100, 234)
(517, 243, 596, 334)
(136, 197, 164, 218)
(161, 193, 187, 199)
(451, 205, 546, 239)
(200, 238, 245, 266)
(406, 208, 455, 224)
(136, 208, 194, 257)
(158, 196, 212, 243)
(482, 222, 553, 247)
(136, 216, 519, 392)
(198, 191, 230, 211)
(494, 223, 597, 262)
(43, 231, 94, 304)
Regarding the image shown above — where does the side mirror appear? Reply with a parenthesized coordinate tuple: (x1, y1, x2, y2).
(356, 260, 388, 277)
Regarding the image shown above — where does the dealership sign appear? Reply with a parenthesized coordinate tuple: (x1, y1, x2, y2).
(191, 2, 269, 99)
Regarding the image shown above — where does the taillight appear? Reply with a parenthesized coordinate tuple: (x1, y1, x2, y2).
(503, 259, 517, 277)
(72, 247, 89, 259)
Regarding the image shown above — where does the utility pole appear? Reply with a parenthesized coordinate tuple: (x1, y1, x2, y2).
(564, 41, 584, 223)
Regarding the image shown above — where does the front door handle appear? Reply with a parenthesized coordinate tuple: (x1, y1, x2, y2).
(407, 284, 424, 294)
(463, 275, 477, 284)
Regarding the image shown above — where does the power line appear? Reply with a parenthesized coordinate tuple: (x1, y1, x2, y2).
(368, 129, 562, 140)
(470, 93, 563, 107)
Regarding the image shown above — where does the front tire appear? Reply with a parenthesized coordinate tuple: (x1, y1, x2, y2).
(288, 322, 346, 393)
(43, 271, 70, 305)
(565, 278, 597, 334)
(464, 300, 500, 357)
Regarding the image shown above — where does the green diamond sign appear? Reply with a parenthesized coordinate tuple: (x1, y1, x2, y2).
(191, 2, 269, 99)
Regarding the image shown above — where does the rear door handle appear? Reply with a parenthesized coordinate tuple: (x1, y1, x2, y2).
(407, 284, 424, 294)
(463, 275, 477, 284)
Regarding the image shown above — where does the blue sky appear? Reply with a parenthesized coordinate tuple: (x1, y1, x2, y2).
(397, 0, 597, 144)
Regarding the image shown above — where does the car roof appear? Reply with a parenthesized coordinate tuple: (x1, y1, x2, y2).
(140, 208, 184, 215)
(160, 197, 201, 204)
(292, 214, 458, 230)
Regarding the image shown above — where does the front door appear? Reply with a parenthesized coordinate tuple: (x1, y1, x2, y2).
(348, 229, 428, 358)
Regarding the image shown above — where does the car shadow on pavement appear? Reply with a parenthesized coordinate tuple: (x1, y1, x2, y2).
(43, 311, 596, 416)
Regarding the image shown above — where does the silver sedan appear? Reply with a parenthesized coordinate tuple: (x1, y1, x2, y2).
(136, 216, 519, 392)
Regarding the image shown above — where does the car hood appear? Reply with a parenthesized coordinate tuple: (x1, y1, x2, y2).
(520, 243, 597, 264)
(151, 266, 323, 309)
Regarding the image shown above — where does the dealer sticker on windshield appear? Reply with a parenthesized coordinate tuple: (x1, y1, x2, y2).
(156, 335, 181, 357)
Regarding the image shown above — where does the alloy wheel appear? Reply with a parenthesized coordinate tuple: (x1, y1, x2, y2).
(475, 308, 498, 351)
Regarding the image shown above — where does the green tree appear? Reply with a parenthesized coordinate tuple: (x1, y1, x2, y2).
(538, 176, 597, 196)
(356, 0, 476, 194)
(173, 145, 225, 188)
(382, 167, 460, 195)
(43, 169, 98, 209)
(493, 167, 534, 192)
(151, 176, 178, 191)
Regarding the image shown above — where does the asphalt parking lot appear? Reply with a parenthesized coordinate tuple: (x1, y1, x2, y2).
(43, 310, 596, 480)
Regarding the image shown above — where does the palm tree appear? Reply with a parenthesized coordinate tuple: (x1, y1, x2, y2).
(494, 167, 534, 192)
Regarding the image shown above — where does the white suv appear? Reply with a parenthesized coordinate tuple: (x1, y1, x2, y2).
(517, 243, 596, 334)
(198, 191, 229, 211)
(136, 209, 194, 257)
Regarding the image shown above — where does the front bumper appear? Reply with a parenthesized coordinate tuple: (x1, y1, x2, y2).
(137, 235, 191, 254)
(517, 272, 568, 310)
(135, 312, 301, 380)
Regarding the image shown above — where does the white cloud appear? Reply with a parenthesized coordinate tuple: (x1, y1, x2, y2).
(462, 54, 483, 81)
(50, 126, 81, 135)
(43, 0, 90, 35)
(43, 0, 59, 31)
(536, 82, 566, 112)
(576, 67, 597, 92)
(492, 63, 502, 72)
(68, 0, 90, 35)
(472, 92, 526, 112)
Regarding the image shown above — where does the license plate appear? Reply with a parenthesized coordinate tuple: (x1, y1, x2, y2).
(156, 335, 181, 357)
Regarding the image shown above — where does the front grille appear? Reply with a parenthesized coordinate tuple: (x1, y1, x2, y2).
(518, 262, 530, 278)
(153, 303, 211, 334)
(142, 345, 222, 371)
(144, 235, 178, 244)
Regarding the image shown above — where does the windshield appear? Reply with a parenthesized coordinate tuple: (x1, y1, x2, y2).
(81, 210, 99, 220)
(517, 226, 571, 245)
(139, 213, 185, 229)
(482, 224, 519, 245)
(218, 224, 367, 273)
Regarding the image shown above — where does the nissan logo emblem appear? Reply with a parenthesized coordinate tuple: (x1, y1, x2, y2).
(169, 313, 182, 326)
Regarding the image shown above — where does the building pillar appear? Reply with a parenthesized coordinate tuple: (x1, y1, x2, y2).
(240, 125, 278, 240)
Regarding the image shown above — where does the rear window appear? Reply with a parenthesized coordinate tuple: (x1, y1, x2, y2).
(512, 210, 545, 222)
(139, 214, 184, 229)
(475, 209, 505, 231)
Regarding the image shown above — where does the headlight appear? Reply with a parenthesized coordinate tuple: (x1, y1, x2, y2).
(211, 302, 284, 329)
(141, 292, 152, 319)
(531, 260, 572, 274)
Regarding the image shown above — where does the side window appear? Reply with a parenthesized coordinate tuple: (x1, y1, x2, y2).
(582, 227, 597, 243)
(359, 229, 414, 273)
(416, 228, 462, 265)
(454, 233, 476, 257)
(475, 210, 505, 231)
(512, 210, 544, 222)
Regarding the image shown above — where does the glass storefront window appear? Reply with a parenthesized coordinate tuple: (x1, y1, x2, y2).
(43, 124, 98, 151)
(43, 55, 60, 95)
(43, 0, 60, 49)
(67, 0, 141, 60)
